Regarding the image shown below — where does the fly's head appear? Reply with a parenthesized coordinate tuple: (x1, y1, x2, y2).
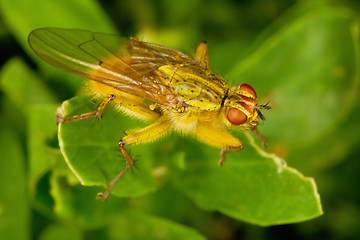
(223, 84, 270, 129)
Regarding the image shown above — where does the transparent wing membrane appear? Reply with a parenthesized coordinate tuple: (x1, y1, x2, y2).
(28, 28, 195, 105)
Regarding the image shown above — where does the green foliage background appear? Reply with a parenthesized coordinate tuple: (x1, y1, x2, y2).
(0, 0, 359, 239)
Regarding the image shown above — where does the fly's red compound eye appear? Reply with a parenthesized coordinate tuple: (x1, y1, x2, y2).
(227, 108, 247, 125)
(240, 83, 257, 98)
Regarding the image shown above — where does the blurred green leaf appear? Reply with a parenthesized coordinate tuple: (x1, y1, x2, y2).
(27, 104, 59, 190)
(38, 224, 81, 240)
(0, 57, 57, 109)
(58, 96, 157, 197)
(288, 100, 360, 173)
(0, 0, 116, 51)
(0, 0, 117, 92)
(228, 8, 359, 147)
(0, 125, 29, 240)
(108, 211, 206, 240)
(50, 172, 126, 229)
(0, 57, 60, 189)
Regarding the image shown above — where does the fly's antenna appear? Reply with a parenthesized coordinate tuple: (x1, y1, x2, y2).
(256, 101, 271, 110)
(255, 102, 271, 121)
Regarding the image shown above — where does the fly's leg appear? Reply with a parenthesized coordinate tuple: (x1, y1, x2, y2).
(57, 94, 115, 123)
(219, 146, 243, 166)
(96, 156, 133, 200)
(88, 81, 160, 121)
(96, 117, 172, 200)
(195, 41, 210, 71)
(251, 127, 267, 147)
(194, 123, 243, 166)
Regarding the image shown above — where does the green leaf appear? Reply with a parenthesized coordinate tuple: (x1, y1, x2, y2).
(57, 96, 322, 226)
(0, 124, 29, 240)
(58, 96, 157, 197)
(108, 211, 206, 240)
(170, 133, 322, 226)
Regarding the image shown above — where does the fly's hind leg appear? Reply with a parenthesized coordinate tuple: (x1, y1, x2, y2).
(97, 117, 172, 200)
(57, 94, 115, 123)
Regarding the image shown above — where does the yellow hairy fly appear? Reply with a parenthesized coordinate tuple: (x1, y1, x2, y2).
(28, 28, 270, 199)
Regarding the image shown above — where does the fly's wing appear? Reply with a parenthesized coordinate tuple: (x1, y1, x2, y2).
(28, 28, 194, 105)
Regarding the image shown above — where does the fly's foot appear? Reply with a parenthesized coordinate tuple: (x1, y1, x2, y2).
(56, 115, 65, 124)
(96, 139, 136, 200)
(219, 145, 243, 166)
(96, 163, 132, 200)
(252, 127, 267, 147)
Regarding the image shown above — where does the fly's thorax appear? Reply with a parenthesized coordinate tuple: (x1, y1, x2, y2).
(165, 105, 226, 135)
(157, 64, 227, 111)
(223, 84, 259, 128)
